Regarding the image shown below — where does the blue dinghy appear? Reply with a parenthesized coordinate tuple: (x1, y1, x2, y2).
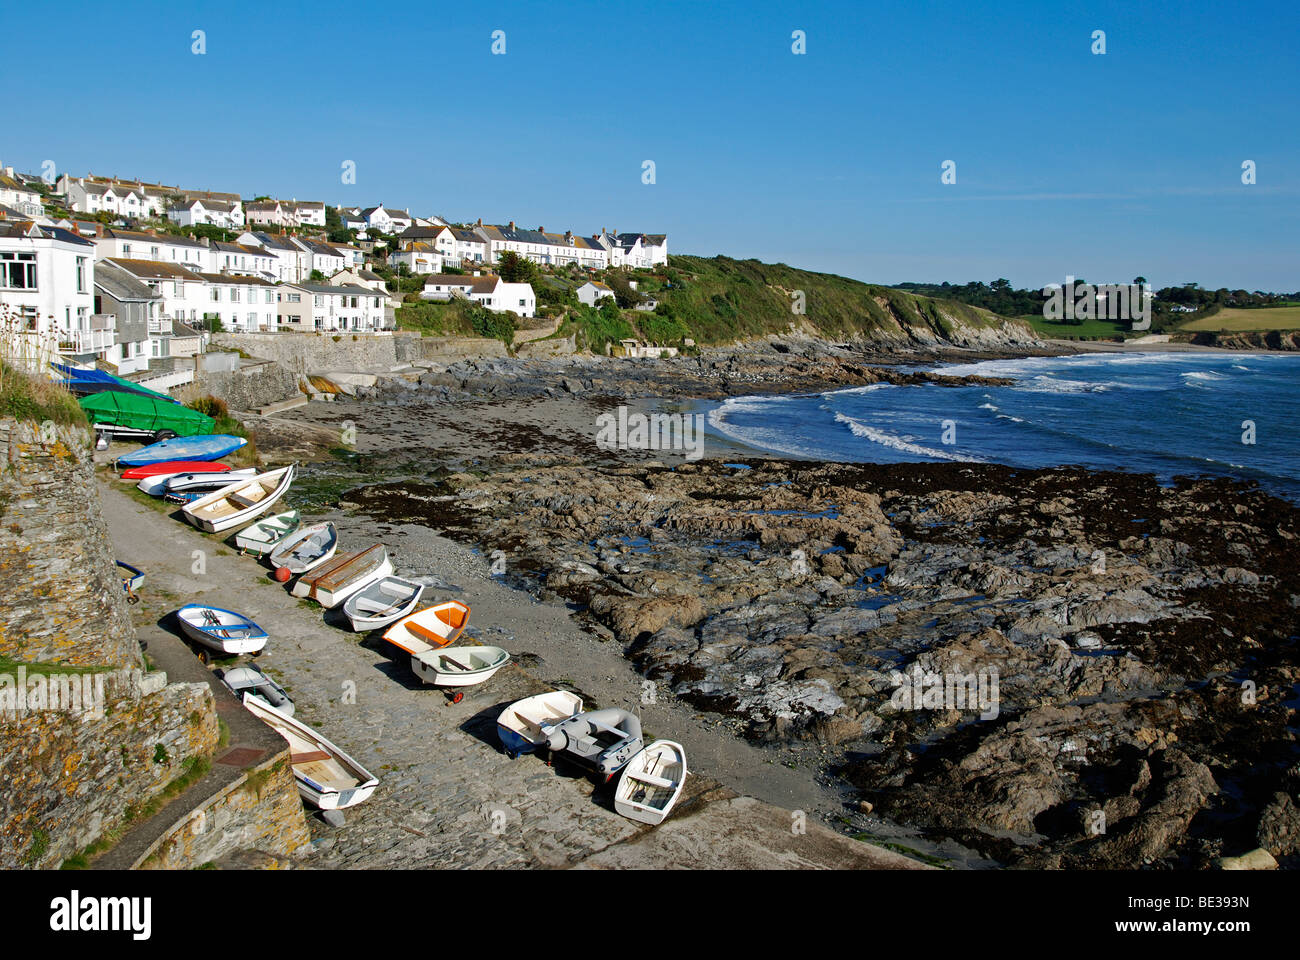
(118, 434, 248, 467)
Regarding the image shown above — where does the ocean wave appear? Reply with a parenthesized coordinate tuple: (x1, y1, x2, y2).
(833, 414, 985, 462)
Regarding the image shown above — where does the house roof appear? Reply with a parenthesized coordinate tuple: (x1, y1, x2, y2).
(422, 274, 478, 287)
(102, 227, 207, 248)
(247, 231, 301, 252)
(196, 272, 276, 286)
(0, 221, 93, 245)
(172, 320, 203, 337)
(298, 283, 376, 295)
(398, 225, 450, 240)
(106, 257, 203, 281)
(0, 171, 37, 193)
(93, 260, 161, 301)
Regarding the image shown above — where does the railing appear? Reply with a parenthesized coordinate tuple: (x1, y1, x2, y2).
(57, 327, 115, 356)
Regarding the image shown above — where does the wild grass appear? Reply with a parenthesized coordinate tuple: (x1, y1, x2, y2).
(0, 362, 87, 427)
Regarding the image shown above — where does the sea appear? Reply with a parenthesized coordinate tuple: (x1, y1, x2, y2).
(704, 351, 1300, 502)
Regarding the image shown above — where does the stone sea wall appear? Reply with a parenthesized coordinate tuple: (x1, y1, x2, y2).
(188, 358, 301, 412)
(0, 667, 218, 869)
(135, 752, 310, 869)
(0, 419, 139, 669)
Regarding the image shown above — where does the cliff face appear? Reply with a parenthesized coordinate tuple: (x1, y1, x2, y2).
(656, 256, 1041, 349)
(0, 419, 139, 668)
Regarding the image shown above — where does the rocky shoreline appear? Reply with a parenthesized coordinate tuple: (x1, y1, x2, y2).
(259, 343, 1299, 869)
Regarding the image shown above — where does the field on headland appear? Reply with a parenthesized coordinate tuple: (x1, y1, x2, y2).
(1179, 306, 1300, 331)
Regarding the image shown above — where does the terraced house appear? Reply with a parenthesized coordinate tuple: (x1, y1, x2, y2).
(93, 227, 210, 273)
(0, 165, 44, 218)
(196, 273, 279, 332)
(276, 282, 386, 331)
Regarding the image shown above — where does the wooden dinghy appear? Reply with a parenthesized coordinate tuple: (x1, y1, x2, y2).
(241, 695, 378, 810)
(176, 603, 268, 657)
(383, 600, 471, 653)
(233, 510, 301, 557)
(290, 545, 391, 608)
(183, 465, 295, 533)
(614, 740, 687, 825)
(268, 521, 337, 576)
(342, 576, 425, 631)
(496, 690, 584, 759)
(409, 644, 510, 688)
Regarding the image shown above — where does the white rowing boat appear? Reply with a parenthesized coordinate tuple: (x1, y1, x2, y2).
(268, 521, 338, 575)
(175, 603, 268, 655)
(290, 544, 391, 608)
(233, 510, 301, 557)
(241, 695, 378, 810)
(614, 740, 687, 825)
(342, 576, 425, 631)
(182, 465, 295, 533)
(409, 644, 510, 688)
(496, 690, 584, 758)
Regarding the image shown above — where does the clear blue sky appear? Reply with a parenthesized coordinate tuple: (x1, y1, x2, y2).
(3, 0, 1296, 291)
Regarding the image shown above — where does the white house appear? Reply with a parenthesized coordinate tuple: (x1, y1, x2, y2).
(420, 274, 478, 300)
(277, 283, 387, 332)
(94, 228, 212, 273)
(388, 242, 443, 275)
(168, 198, 245, 229)
(103, 258, 209, 327)
(594, 231, 668, 269)
(469, 276, 535, 318)
(245, 199, 327, 229)
(238, 231, 309, 283)
(293, 238, 346, 278)
(0, 166, 44, 219)
(0, 221, 104, 368)
(196, 273, 279, 332)
(362, 206, 413, 233)
(210, 241, 278, 279)
(576, 280, 615, 306)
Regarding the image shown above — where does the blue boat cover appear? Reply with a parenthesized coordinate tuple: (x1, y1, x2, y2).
(117, 434, 248, 466)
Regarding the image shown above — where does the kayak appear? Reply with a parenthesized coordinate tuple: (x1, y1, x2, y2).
(122, 461, 234, 480)
(117, 434, 248, 467)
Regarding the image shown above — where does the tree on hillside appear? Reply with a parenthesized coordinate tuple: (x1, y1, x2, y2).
(497, 251, 537, 284)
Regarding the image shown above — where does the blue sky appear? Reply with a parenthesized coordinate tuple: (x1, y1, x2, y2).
(3, 0, 1296, 291)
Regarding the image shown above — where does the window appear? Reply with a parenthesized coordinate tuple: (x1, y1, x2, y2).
(122, 243, 132, 257)
(0, 252, 37, 289)
(230, 288, 240, 303)
(211, 288, 221, 301)
(313, 295, 323, 307)
(75, 257, 87, 293)
(265, 290, 273, 304)
(288, 293, 301, 303)
(150, 246, 159, 259)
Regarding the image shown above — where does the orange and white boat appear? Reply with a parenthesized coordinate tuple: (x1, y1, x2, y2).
(383, 600, 471, 654)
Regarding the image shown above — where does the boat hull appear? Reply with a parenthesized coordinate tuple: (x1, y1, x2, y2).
(269, 522, 338, 574)
(342, 576, 425, 631)
(495, 691, 584, 757)
(122, 461, 232, 480)
(183, 466, 294, 534)
(233, 511, 302, 557)
(176, 604, 268, 655)
(118, 434, 247, 467)
(411, 645, 509, 687)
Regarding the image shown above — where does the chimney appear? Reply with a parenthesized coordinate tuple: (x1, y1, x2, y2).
(508, 221, 515, 231)
(476, 217, 482, 227)
(538, 226, 544, 234)
(94, 223, 105, 238)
